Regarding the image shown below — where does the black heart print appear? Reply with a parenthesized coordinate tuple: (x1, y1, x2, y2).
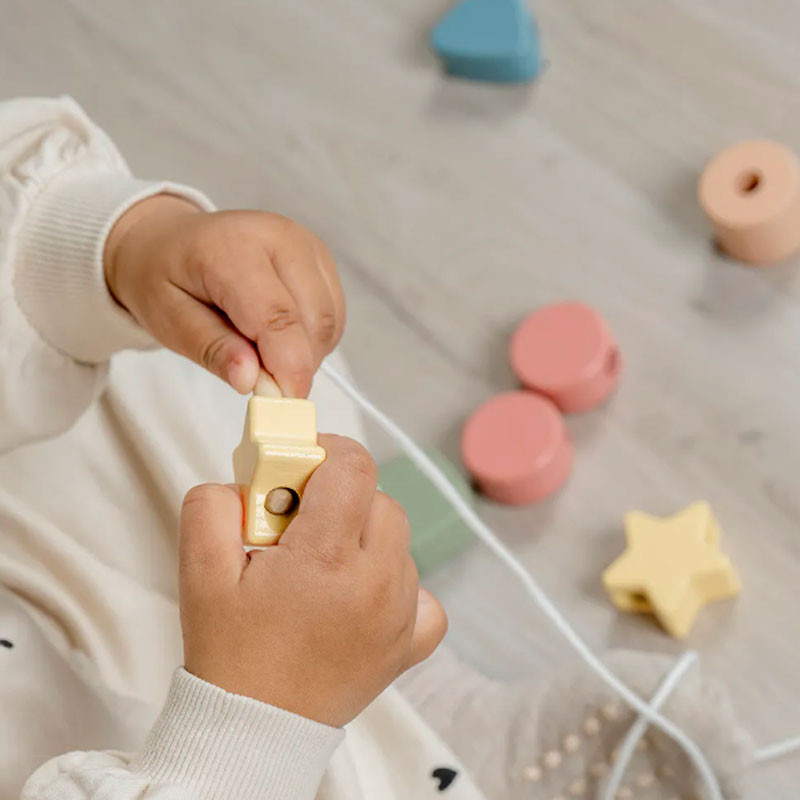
(431, 767, 457, 791)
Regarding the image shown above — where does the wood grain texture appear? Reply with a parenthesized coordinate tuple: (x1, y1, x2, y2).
(2, 0, 799, 792)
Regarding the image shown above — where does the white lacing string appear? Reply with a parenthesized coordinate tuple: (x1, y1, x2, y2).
(602, 651, 698, 800)
(320, 361, 724, 800)
(754, 735, 800, 764)
(321, 361, 800, 783)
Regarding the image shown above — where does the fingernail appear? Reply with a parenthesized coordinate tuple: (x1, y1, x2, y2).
(227, 358, 258, 394)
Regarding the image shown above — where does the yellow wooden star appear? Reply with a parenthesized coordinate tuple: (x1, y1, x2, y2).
(602, 501, 740, 638)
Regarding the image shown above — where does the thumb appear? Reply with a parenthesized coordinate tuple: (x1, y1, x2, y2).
(179, 484, 248, 599)
(405, 588, 448, 670)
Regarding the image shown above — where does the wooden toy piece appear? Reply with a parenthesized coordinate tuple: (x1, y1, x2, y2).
(698, 140, 800, 265)
(233, 373, 326, 546)
(461, 391, 572, 505)
(509, 302, 621, 413)
(378, 449, 473, 575)
(254, 369, 283, 398)
(602, 502, 740, 638)
(431, 0, 540, 84)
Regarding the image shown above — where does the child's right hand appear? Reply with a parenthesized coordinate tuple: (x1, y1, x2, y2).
(104, 196, 346, 399)
(178, 434, 447, 727)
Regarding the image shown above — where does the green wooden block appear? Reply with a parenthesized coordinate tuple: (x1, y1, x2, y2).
(378, 449, 473, 575)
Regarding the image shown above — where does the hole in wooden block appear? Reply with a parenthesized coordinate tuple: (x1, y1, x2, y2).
(737, 170, 761, 194)
(605, 347, 621, 378)
(626, 592, 651, 612)
(265, 487, 299, 516)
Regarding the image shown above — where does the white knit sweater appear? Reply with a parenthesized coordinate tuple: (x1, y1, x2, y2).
(0, 96, 485, 800)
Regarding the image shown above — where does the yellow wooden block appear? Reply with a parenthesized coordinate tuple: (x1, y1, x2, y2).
(233, 395, 326, 546)
(602, 502, 740, 638)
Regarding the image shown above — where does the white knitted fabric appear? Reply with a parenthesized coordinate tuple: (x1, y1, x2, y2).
(398, 647, 754, 800)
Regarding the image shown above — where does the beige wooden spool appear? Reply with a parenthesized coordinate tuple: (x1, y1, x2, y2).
(699, 139, 800, 265)
(232, 371, 325, 546)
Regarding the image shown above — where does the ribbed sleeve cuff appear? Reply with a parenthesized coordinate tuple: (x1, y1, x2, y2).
(13, 168, 215, 364)
(131, 668, 344, 800)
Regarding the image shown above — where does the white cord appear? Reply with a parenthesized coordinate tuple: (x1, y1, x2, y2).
(602, 651, 698, 800)
(320, 361, 724, 800)
(754, 735, 800, 764)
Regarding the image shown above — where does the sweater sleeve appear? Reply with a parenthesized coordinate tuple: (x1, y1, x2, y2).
(21, 669, 344, 800)
(0, 96, 214, 452)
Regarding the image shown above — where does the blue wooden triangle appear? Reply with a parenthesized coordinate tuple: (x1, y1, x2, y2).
(431, 0, 540, 83)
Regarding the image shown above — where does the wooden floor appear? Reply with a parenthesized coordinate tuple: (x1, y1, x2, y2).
(4, 0, 800, 793)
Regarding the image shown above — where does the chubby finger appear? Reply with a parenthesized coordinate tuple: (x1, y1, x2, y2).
(209, 259, 315, 398)
(179, 484, 248, 596)
(281, 434, 377, 560)
(272, 239, 339, 367)
(404, 588, 448, 670)
(361, 491, 411, 553)
(146, 283, 260, 394)
(309, 234, 346, 350)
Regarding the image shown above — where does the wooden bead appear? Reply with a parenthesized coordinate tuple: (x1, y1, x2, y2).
(543, 749, 563, 769)
(233, 395, 325, 546)
(699, 139, 800, 264)
(509, 302, 621, 413)
(636, 772, 656, 788)
(583, 716, 601, 736)
(430, 0, 540, 84)
(568, 778, 587, 796)
(601, 702, 620, 721)
(378, 449, 473, 574)
(461, 391, 572, 505)
(523, 765, 542, 782)
(603, 501, 740, 637)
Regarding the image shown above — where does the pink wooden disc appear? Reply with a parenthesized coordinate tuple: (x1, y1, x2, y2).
(461, 391, 572, 505)
(509, 302, 621, 413)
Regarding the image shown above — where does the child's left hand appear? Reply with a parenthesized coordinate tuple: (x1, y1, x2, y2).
(104, 194, 345, 398)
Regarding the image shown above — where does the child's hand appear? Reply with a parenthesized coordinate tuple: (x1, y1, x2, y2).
(178, 434, 447, 727)
(104, 195, 345, 397)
